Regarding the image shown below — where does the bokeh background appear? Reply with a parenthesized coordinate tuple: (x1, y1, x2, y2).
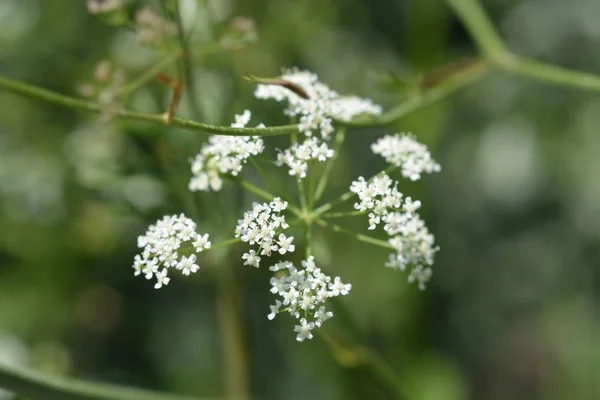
(1, 0, 599, 399)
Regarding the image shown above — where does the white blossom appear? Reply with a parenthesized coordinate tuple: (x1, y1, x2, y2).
(255, 69, 382, 179)
(276, 233, 295, 254)
(188, 110, 265, 192)
(371, 133, 441, 181)
(132, 214, 210, 288)
(349, 170, 439, 289)
(242, 250, 261, 268)
(294, 318, 315, 342)
(235, 198, 293, 266)
(267, 257, 350, 341)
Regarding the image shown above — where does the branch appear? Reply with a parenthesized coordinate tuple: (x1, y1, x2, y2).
(314, 219, 394, 250)
(0, 75, 296, 136)
(0, 60, 487, 137)
(0, 363, 205, 400)
(446, 0, 600, 91)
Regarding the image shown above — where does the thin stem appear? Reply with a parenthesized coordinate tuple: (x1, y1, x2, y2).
(321, 210, 369, 219)
(121, 54, 177, 95)
(173, 2, 203, 120)
(318, 330, 407, 400)
(346, 59, 491, 127)
(291, 133, 309, 214)
(314, 127, 345, 202)
(502, 56, 600, 91)
(0, 74, 297, 137)
(314, 165, 398, 216)
(446, 0, 600, 92)
(0, 363, 197, 400)
(444, 0, 509, 61)
(315, 219, 394, 250)
(215, 262, 250, 400)
(248, 157, 293, 204)
(210, 237, 242, 249)
(237, 179, 302, 216)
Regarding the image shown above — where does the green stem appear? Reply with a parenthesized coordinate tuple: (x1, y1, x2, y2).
(446, 0, 600, 91)
(321, 210, 369, 219)
(501, 56, 600, 91)
(444, 0, 508, 61)
(210, 237, 242, 249)
(0, 74, 297, 136)
(121, 55, 176, 95)
(248, 157, 294, 204)
(0, 363, 198, 400)
(318, 330, 407, 400)
(347, 59, 491, 127)
(315, 219, 393, 250)
(237, 180, 302, 217)
(314, 127, 345, 202)
(215, 261, 250, 400)
(173, 2, 203, 120)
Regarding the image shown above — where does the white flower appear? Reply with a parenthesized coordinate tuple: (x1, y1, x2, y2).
(132, 214, 210, 288)
(177, 254, 199, 276)
(268, 300, 282, 320)
(371, 133, 441, 181)
(242, 250, 261, 268)
(193, 234, 211, 252)
(235, 198, 293, 266)
(270, 198, 288, 212)
(266, 257, 351, 341)
(294, 318, 315, 342)
(314, 306, 333, 327)
(329, 277, 352, 296)
(188, 111, 264, 192)
(254, 69, 381, 179)
(154, 268, 170, 289)
(277, 234, 295, 254)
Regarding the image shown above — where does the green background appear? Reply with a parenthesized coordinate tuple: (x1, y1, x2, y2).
(0, 0, 598, 399)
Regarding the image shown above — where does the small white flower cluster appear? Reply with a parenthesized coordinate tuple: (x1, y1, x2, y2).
(188, 111, 265, 192)
(133, 214, 211, 289)
(267, 257, 351, 342)
(78, 60, 124, 121)
(135, 7, 178, 47)
(386, 214, 436, 290)
(350, 172, 438, 289)
(351, 173, 404, 230)
(275, 137, 334, 178)
(87, 0, 123, 14)
(371, 133, 441, 181)
(254, 69, 382, 178)
(235, 198, 294, 267)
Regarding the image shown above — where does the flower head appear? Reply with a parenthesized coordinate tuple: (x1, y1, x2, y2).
(267, 257, 350, 340)
(132, 214, 210, 288)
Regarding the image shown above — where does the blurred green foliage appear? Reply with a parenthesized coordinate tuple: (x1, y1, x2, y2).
(0, 0, 599, 399)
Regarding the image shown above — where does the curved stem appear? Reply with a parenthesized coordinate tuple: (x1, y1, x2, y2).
(248, 157, 294, 204)
(0, 363, 200, 400)
(315, 219, 393, 250)
(0, 74, 297, 136)
(237, 179, 302, 217)
(318, 329, 407, 400)
(321, 210, 369, 219)
(446, 0, 600, 91)
(210, 237, 242, 249)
